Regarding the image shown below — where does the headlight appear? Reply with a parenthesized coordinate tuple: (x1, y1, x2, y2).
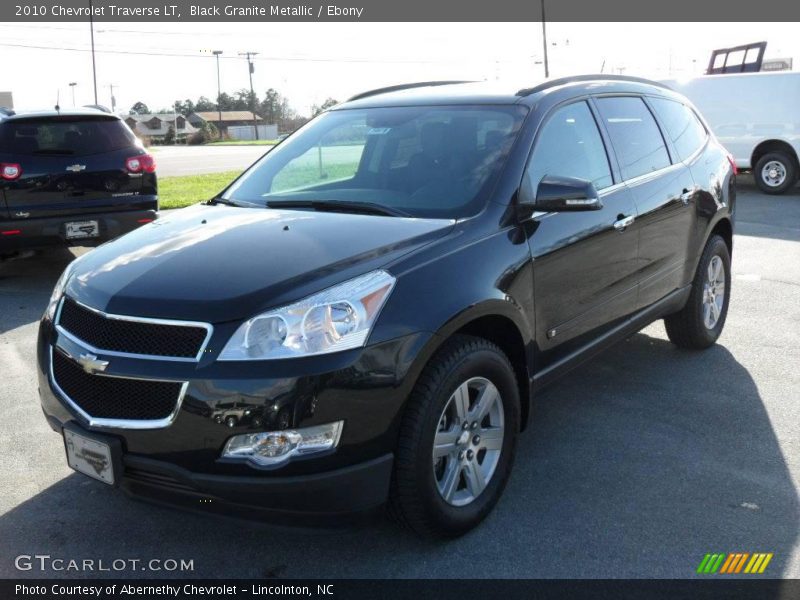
(45, 263, 74, 321)
(222, 421, 344, 468)
(218, 270, 395, 361)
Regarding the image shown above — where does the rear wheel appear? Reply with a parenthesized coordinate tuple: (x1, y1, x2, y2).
(664, 235, 731, 349)
(754, 151, 797, 194)
(389, 335, 520, 538)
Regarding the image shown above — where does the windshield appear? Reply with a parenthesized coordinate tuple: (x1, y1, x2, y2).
(0, 116, 138, 156)
(222, 105, 527, 219)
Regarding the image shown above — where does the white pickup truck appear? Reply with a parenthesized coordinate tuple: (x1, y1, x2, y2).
(664, 71, 800, 194)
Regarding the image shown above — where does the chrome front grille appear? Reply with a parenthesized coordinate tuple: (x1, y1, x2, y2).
(56, 297, 212, 362)
(52, 349, 184, 422)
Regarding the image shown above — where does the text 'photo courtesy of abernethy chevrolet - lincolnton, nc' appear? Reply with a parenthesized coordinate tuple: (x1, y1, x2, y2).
(36, 76, 735, 538)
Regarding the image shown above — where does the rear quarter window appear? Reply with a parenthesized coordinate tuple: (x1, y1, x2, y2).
(0, 117, 138, 156)
(649, 97, 708, 162)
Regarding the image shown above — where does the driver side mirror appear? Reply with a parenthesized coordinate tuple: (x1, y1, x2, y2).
(518, 175, 603, 215)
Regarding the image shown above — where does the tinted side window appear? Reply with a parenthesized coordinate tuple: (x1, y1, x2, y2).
(595, 97, 671, 181)
(525, 101, 613, 192)
(649, 97, 707, 162)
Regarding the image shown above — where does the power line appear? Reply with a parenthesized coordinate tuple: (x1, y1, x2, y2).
(0, 41, 447, 64)
(0, 23, 270, 37)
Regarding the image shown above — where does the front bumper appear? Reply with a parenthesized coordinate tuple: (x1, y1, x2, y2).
(122, 452, 393, 524)
(0, 208, 157, 252)
(38, 317, 432, 519)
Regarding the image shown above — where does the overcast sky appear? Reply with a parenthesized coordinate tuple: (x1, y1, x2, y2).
(1, 22, 799, 116)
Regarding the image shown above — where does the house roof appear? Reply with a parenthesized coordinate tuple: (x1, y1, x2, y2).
(124, 113, 197, 136)
(126, 113, 188, 122)
(191, 111, 263, 122)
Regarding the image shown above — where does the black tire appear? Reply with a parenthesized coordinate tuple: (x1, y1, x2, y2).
(754, 151, 797, 195)
(389, 335, 520, 539)
(664, 235, 731, 349)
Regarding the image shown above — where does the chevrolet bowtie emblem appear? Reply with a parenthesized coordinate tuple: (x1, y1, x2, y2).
(66, 164, 86, 172)
(77, 353, 109, 375)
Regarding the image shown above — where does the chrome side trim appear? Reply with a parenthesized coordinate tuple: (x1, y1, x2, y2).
(621, 161, 684, 189)
(55, 296, 213, 363)
(49, 346, 189, 430)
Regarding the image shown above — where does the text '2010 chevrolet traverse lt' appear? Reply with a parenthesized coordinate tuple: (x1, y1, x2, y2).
(39, 76, 735, 538)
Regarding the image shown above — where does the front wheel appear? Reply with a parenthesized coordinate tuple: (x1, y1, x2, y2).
(389, 335, 520, 538)
(664, 235, 731, 349)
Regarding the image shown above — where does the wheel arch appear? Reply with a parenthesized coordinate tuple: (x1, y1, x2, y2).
(409, 300, 535, 432)
(709, 216, 733, 256)
(751, 139, 799, 171)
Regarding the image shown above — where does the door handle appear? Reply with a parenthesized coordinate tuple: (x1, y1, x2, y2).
(680, 188, 696, 204)
(613, 215, 635, 231)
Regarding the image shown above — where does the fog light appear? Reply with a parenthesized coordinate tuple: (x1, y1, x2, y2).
(222, 421, 343, 468)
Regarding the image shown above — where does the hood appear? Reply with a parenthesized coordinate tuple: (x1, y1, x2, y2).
(65, 204, 454, 322)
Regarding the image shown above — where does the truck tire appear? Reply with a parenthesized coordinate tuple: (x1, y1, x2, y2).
(754, 151, 797, 194)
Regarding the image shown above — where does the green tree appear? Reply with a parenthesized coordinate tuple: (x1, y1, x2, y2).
(216, 92, 236, 111)
(188, 121, 220, 145)
(259, 88, 283, 123)
(129, 101, 150, 115)
(233, 89, 257, 111)
(193, 96, 216, 112)
(174, 99, 195, 116)
(164, 124, 176, 145)
(311, 97, 339, 117)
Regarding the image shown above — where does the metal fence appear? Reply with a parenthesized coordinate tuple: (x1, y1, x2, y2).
(227, 124, 279, 141)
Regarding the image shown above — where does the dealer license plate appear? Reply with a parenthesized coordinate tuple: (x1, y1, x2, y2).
(65, 220, 99, 240)
(64, 428, 115, 485)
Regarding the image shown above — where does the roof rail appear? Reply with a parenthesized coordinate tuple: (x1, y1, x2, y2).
(83, 104, 113, 113)
(517, 74, 670, 97)
(347, 80, 475, 102)
(0, 106, 15, 117)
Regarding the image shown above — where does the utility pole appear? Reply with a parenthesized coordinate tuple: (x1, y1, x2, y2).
(88, 0, 98, 104)
(69, 82, 77, 107)
(212, 50, 223, 135)
(541, 0, 549, 78)
(239, 51, 260, 140)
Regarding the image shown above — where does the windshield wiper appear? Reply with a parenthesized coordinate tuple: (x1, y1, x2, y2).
(206, 196, 240, 207)
(265, 199, 411, 218)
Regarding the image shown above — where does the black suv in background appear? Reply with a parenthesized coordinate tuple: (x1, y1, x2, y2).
(38, 76, 735, 538)
(0, 107, 157, 255)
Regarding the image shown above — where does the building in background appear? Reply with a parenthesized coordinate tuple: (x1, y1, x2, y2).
(188, 110, 275, 139)
(0, 91, 14, 109)
(124, 113, 198, 143)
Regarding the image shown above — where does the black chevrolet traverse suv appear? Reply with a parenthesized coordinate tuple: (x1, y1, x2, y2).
(0, 107, 157, 255)
(38, 76, 735, 537)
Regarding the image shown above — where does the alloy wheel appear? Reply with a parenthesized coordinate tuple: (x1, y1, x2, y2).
(702, 255, 726, 329)
(432, 377, 505, 507)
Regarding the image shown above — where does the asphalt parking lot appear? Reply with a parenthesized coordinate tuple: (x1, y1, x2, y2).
(0, 177, 798, 579)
